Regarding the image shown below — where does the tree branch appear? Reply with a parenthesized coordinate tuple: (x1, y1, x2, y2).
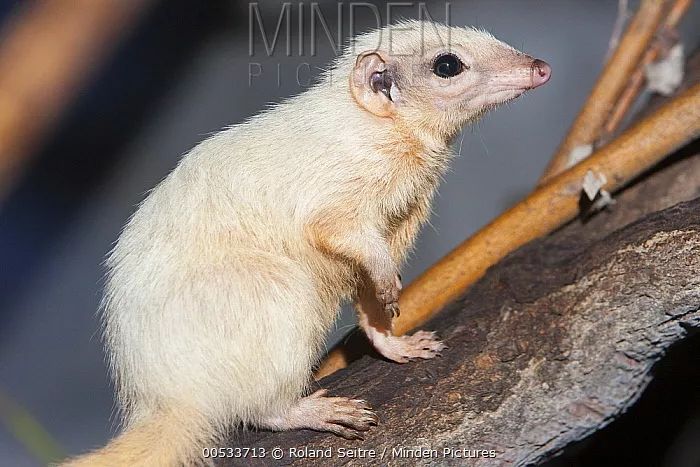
(602, 0, 693, 141)
(538, 0, 670, 183)
(223, 189, 700, 467)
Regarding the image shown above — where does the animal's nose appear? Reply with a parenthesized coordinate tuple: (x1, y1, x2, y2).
(531, 59, 551, 88)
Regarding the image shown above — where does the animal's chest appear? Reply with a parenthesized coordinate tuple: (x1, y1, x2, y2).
(380, 158, 442, 224)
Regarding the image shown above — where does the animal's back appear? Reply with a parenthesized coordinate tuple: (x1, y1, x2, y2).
(101, 108, 362, 429)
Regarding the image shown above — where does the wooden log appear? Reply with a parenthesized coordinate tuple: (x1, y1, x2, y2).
(222, 164, 700, 466)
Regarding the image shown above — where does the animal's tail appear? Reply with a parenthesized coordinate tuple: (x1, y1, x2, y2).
(60, 406, 218, 467)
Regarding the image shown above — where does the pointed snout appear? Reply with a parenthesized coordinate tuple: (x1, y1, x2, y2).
(531, 59, 551, 88)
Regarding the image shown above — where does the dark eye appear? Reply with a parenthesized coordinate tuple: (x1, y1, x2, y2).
(432, 53, 465, 78)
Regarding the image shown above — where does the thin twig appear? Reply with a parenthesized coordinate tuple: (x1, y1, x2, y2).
(538, 0, 669, 185)
(317, 83, 700, 378)
(603, 0, 693, 140)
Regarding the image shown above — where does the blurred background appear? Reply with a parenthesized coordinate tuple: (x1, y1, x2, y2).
(0, 1, 698, 465)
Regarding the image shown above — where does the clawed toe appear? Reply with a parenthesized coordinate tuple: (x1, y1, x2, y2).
(385, 302, 400, 318)
(300, 393, 379, 439)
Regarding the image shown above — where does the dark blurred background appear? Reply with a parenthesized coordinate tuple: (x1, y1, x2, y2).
(0, 1, 698, 465)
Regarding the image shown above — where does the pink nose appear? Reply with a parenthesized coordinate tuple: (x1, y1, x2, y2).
(531, 59, 551, 88)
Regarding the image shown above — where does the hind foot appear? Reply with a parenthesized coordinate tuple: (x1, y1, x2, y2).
(260, 389, 378, 440)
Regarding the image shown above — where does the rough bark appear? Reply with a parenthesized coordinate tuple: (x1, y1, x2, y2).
(218, 54, 700, 467)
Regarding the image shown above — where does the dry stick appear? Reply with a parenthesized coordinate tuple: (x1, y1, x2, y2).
(0, 0, 154, 202)
(538, 0, 669, 185)
(606, 0, 630, 60)
(316, 83, 700, 379)
(603, 0, 693, 139)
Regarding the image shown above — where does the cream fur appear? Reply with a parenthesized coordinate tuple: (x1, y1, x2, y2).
(64, 21, 541, 466)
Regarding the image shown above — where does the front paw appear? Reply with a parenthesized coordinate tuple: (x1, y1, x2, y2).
(376, 274, 402, 317)
(371, 330, 446, 363)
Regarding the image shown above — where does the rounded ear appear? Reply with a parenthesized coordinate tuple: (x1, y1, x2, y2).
(350, 50, 396, 118)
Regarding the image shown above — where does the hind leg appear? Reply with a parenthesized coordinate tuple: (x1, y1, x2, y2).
(259, 389, 378, 440)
